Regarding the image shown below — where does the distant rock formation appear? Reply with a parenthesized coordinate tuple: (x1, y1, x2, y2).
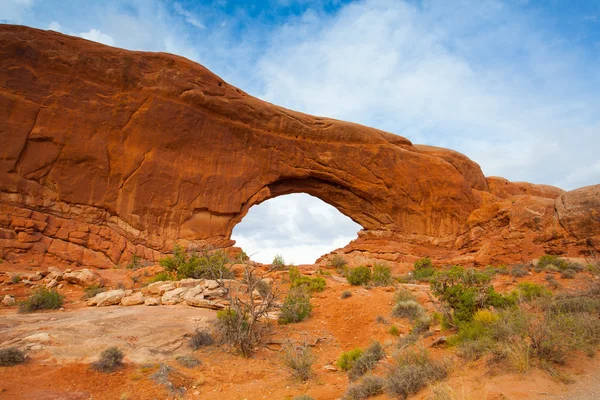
(1, 25, 598, 269)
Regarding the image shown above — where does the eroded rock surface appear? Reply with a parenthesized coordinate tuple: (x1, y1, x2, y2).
(0, 25, 599, 269)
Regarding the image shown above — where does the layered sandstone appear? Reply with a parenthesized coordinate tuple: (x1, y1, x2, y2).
(0, 25, 599, 269)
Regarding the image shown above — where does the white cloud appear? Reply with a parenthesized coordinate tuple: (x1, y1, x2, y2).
(80, 28, 115, 46)
(0, 0, 34, 22)
(48, 21, 61, 31)
(174, 2, 206, 30)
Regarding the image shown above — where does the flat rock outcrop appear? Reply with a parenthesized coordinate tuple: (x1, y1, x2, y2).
(0, 25, 599, 269)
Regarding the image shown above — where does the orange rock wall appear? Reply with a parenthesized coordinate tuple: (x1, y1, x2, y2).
(1, 26, 599, 269)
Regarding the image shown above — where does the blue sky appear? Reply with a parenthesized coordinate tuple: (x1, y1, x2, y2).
(2, 0, 599, 263)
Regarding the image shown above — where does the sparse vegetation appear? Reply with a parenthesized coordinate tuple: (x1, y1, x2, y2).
(19, 287, 64, 313)
(385, 348, 449, 399)
(10, 274, 21, 284)
(329, 254, 348, 271)
(561, 269, 576, 279)
(83, 284, 105, 299)
(341, 290, 352, 299)
(126, 254, 143, 270)
(0, 347, 26, 366)
(510, 264, 529, 277)
(176, 355, 201, 368)
(347, 266, 372, 286)
(282, 342, 314, 381)
(147, 271, 173, 283)
(337, 348, 364, 371)
(279, 287, 312, 324)
(413, 257, 436, 281)
(516, 282, 551, 301)
(293, 395, 315, 400)
(537, 255, 569, 271)
(272, 254, 286, 270)
(392, 300, 424, 320)
(190, 329, 214, 349)
(92, 347, 124, 373)
(348, 342, 385, 381)
(344, 375, 385, 400)
(389, 325, 400, 336)
(159, 244, 233, 280)
(289, 266, 326, 292)
(372, 263, 393, 286)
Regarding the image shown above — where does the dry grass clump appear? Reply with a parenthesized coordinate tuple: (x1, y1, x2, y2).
(348, 342, 385, 381)
(341, 290, 352, 299)
(0, 347, 26, 366)
(175, 355, 201, 368)
(344, 375, 386, 400)
(190, 329, 214, 350)
(92, 347, 124, 373)
(19, 287, 63, 313)
(392, 300, 424, 320)
(282, 342, 314, 381)
(386, 348, 449, 399)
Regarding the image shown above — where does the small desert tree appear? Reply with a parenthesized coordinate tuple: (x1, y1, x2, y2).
(213, 263, 280, 357)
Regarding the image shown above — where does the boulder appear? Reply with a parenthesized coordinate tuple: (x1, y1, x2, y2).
(204, 280, 220, 290)
(2, 295, 16, 306)
(87, 289, 125, 306)
(63, 269, 102, 287)
(161, 287, 189, 305)
(147, 281, 176, 295)
(121, 292, 145, 306)
(46, 279, 58, 289)
(185, 297, 227, 310)
(144, 297, 160, 306)
(176, 278, 204, 288)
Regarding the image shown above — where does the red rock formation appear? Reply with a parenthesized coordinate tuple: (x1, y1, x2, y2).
(0, 25, 598, 269)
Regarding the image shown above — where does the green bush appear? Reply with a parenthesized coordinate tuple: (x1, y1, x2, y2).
(372, 263, 393, 286)
(283, 343, 314, 381)
(92, 347, 124, 372)
(19, 288, 63, 313)
(413, 257, 436, 281)
(537, 255, 569, 271)
(430, 266, 515, 325)
(147, 271, 174, 283)
(279, 288, 312, 324)
(517, 282, 551, 301)
(11, 274, 21, 284)
(344, 375, 385, 400)
(337, 348, 363, 371)
(385, 348, 449, 399)
(272, 254, 286, 270)
(328, 254, 348, 271)
(289, 268, 326, 293)
(347, 266, 371, 286)
(348, 342, 385, 381)
(158, 244, 233, 280)
(389, 325, 400, 336)
(0, 347, 26, 366)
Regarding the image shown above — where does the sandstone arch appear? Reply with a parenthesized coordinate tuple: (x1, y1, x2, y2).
(1, 25, 599, 269)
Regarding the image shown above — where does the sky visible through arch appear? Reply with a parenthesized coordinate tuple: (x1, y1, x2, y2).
(2, 0, 599, 263)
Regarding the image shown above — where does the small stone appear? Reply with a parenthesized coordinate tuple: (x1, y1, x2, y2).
(2, 295, 16, 306)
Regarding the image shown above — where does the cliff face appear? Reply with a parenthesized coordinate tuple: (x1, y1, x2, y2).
(1, 25, 598, 269)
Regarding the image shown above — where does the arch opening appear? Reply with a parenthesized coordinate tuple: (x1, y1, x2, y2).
(231, 193, 363, 264)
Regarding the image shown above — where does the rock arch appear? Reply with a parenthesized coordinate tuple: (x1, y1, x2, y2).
(0, 25, 599, 269)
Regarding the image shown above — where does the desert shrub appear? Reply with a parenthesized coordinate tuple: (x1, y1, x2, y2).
(348, 342, 385, 381)
(341, 290, 352, 299)
(190, 329, 214, 349)
(347, 266, 372, 286)
(430, 266, 515, 326)
(413, 257, 435, 281)
(545, 274, 560, 289)
(337, 348, 364, 371)
(546, 295, 600, 314)
(159, 244, 233, 280)
(0, 347, 26, 366)
(537, 255, 569, 271)
(282, 343, 314, 381)
(516, 282, 551, 301)
(392, 300, 424, 320)
(11, 274, 21, 284)
(394, 289, 416, 303)
(510, 264, 529, 277)
(560, 269, 576, 279)
(372, 263, 393, 286)
(289, 268, 326, 293)
(329, 254, 348, 271)
(176, 355, 201, 368)
(92, 347, 124, 373)
(19, 287, 63, 313)
(344, 375, 385, 400)
(389, 326, 400, 336)
(83, 284, 105, 299)
(279, 288, 312, 324)
(147, 271, 173, 283)
(272, 254, 286, 270)
(412, 314, 432, 334)
(385, 348, 449, 399)
(126, 255, 142, 270)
